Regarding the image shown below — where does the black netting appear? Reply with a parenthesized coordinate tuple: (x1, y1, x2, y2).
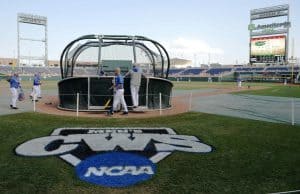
(58, 77, 88, 109)
(58, 77, 173, 111)
(89, 77, 114, 107)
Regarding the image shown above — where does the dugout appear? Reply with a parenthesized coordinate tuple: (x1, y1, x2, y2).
(58, 35, 173, 111)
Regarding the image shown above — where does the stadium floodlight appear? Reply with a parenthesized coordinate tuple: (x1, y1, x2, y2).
(17, 13, 48, 67)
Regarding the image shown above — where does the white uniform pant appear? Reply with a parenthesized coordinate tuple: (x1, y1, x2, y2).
(10, 88, 18, 107)
(238, 81, 242, 88)
(130, 85, 140, 107)
(31, 85, 41, 98)
(113, 89, 128, 112)
(37, 85, 41, 97)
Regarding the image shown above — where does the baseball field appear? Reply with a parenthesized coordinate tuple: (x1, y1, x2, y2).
(0, 80, 300, 193)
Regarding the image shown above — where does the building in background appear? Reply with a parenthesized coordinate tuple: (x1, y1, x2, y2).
(0, 58, 17, 66)
(169, 58, 192, 68)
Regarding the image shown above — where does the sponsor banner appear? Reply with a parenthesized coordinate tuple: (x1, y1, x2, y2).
(15, 127, 213, 188)
(248, 21, 290, 36)
(248, 22, 290, 31)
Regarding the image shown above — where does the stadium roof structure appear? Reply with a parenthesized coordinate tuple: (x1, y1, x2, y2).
(60, 34, 170, 79)
(169, 58, 192, 66)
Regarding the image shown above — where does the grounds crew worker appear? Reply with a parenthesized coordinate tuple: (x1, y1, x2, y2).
(107, 67, 128, 116)
(125, 65, 142, 108)
(9, 73, 21, 109)
(30, 73, 42, 101)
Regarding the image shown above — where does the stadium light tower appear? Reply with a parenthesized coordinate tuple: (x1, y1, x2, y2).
(17, 13, 48, 67)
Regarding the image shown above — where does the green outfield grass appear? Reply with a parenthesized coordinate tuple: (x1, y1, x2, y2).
(0, 80, 58, 90)
(173, 81, 300, 98)
(172, 81, 236, 90)
(3, 79, 300, 98)
(0, 112, 299, 194)
(235, 84, 300, 98)
(28, 80, 58, 90)
(172, 81, 275, 90)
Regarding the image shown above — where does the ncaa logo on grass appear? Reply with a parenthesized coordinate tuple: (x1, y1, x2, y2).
(76, 152, 156, 187)
(15, 127, 213, 187)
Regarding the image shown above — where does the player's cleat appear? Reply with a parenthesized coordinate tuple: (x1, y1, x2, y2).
(10, 105, 13, 108)
(32, 99, 39, 102)
(122, 112, 128, 115)
(12, 107, 19, 109)
(106, 111, 113, 116)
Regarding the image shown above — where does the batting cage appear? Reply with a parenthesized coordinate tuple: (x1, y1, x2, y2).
(58, 35, 173, 111)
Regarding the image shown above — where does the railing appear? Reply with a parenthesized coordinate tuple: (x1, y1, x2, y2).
(56, 93, 173, 116)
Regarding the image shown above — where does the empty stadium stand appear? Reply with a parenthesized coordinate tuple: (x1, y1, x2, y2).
(206, 68, 232, 75)
(1, 65, 299, 81)
(180, 68, 205, 75)
(235, 67, 264, 71)
(266, 67, 289, 71)
(168, 68, 184, 75)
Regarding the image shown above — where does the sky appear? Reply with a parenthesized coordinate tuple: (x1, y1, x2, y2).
(0, 0, 299, 65)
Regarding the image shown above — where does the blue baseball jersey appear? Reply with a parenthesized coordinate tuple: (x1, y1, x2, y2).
(133, 67, 139, 72)
(115, 75, 124, 89)
(10, 76, 20, 89)
(33, 75, 41, 86)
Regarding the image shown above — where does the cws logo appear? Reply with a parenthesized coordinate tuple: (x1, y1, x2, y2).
(15, 128, 213, 187)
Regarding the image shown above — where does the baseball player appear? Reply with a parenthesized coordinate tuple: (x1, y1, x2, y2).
(237, 77, 242, 88)
(107, 67, 128, 116)
(30, 73, 42, 101)
(9, 73, 21, 109)
(125, 65, 142, 108)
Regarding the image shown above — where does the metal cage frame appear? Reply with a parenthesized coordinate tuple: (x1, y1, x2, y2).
(60, 35, 171, 79)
